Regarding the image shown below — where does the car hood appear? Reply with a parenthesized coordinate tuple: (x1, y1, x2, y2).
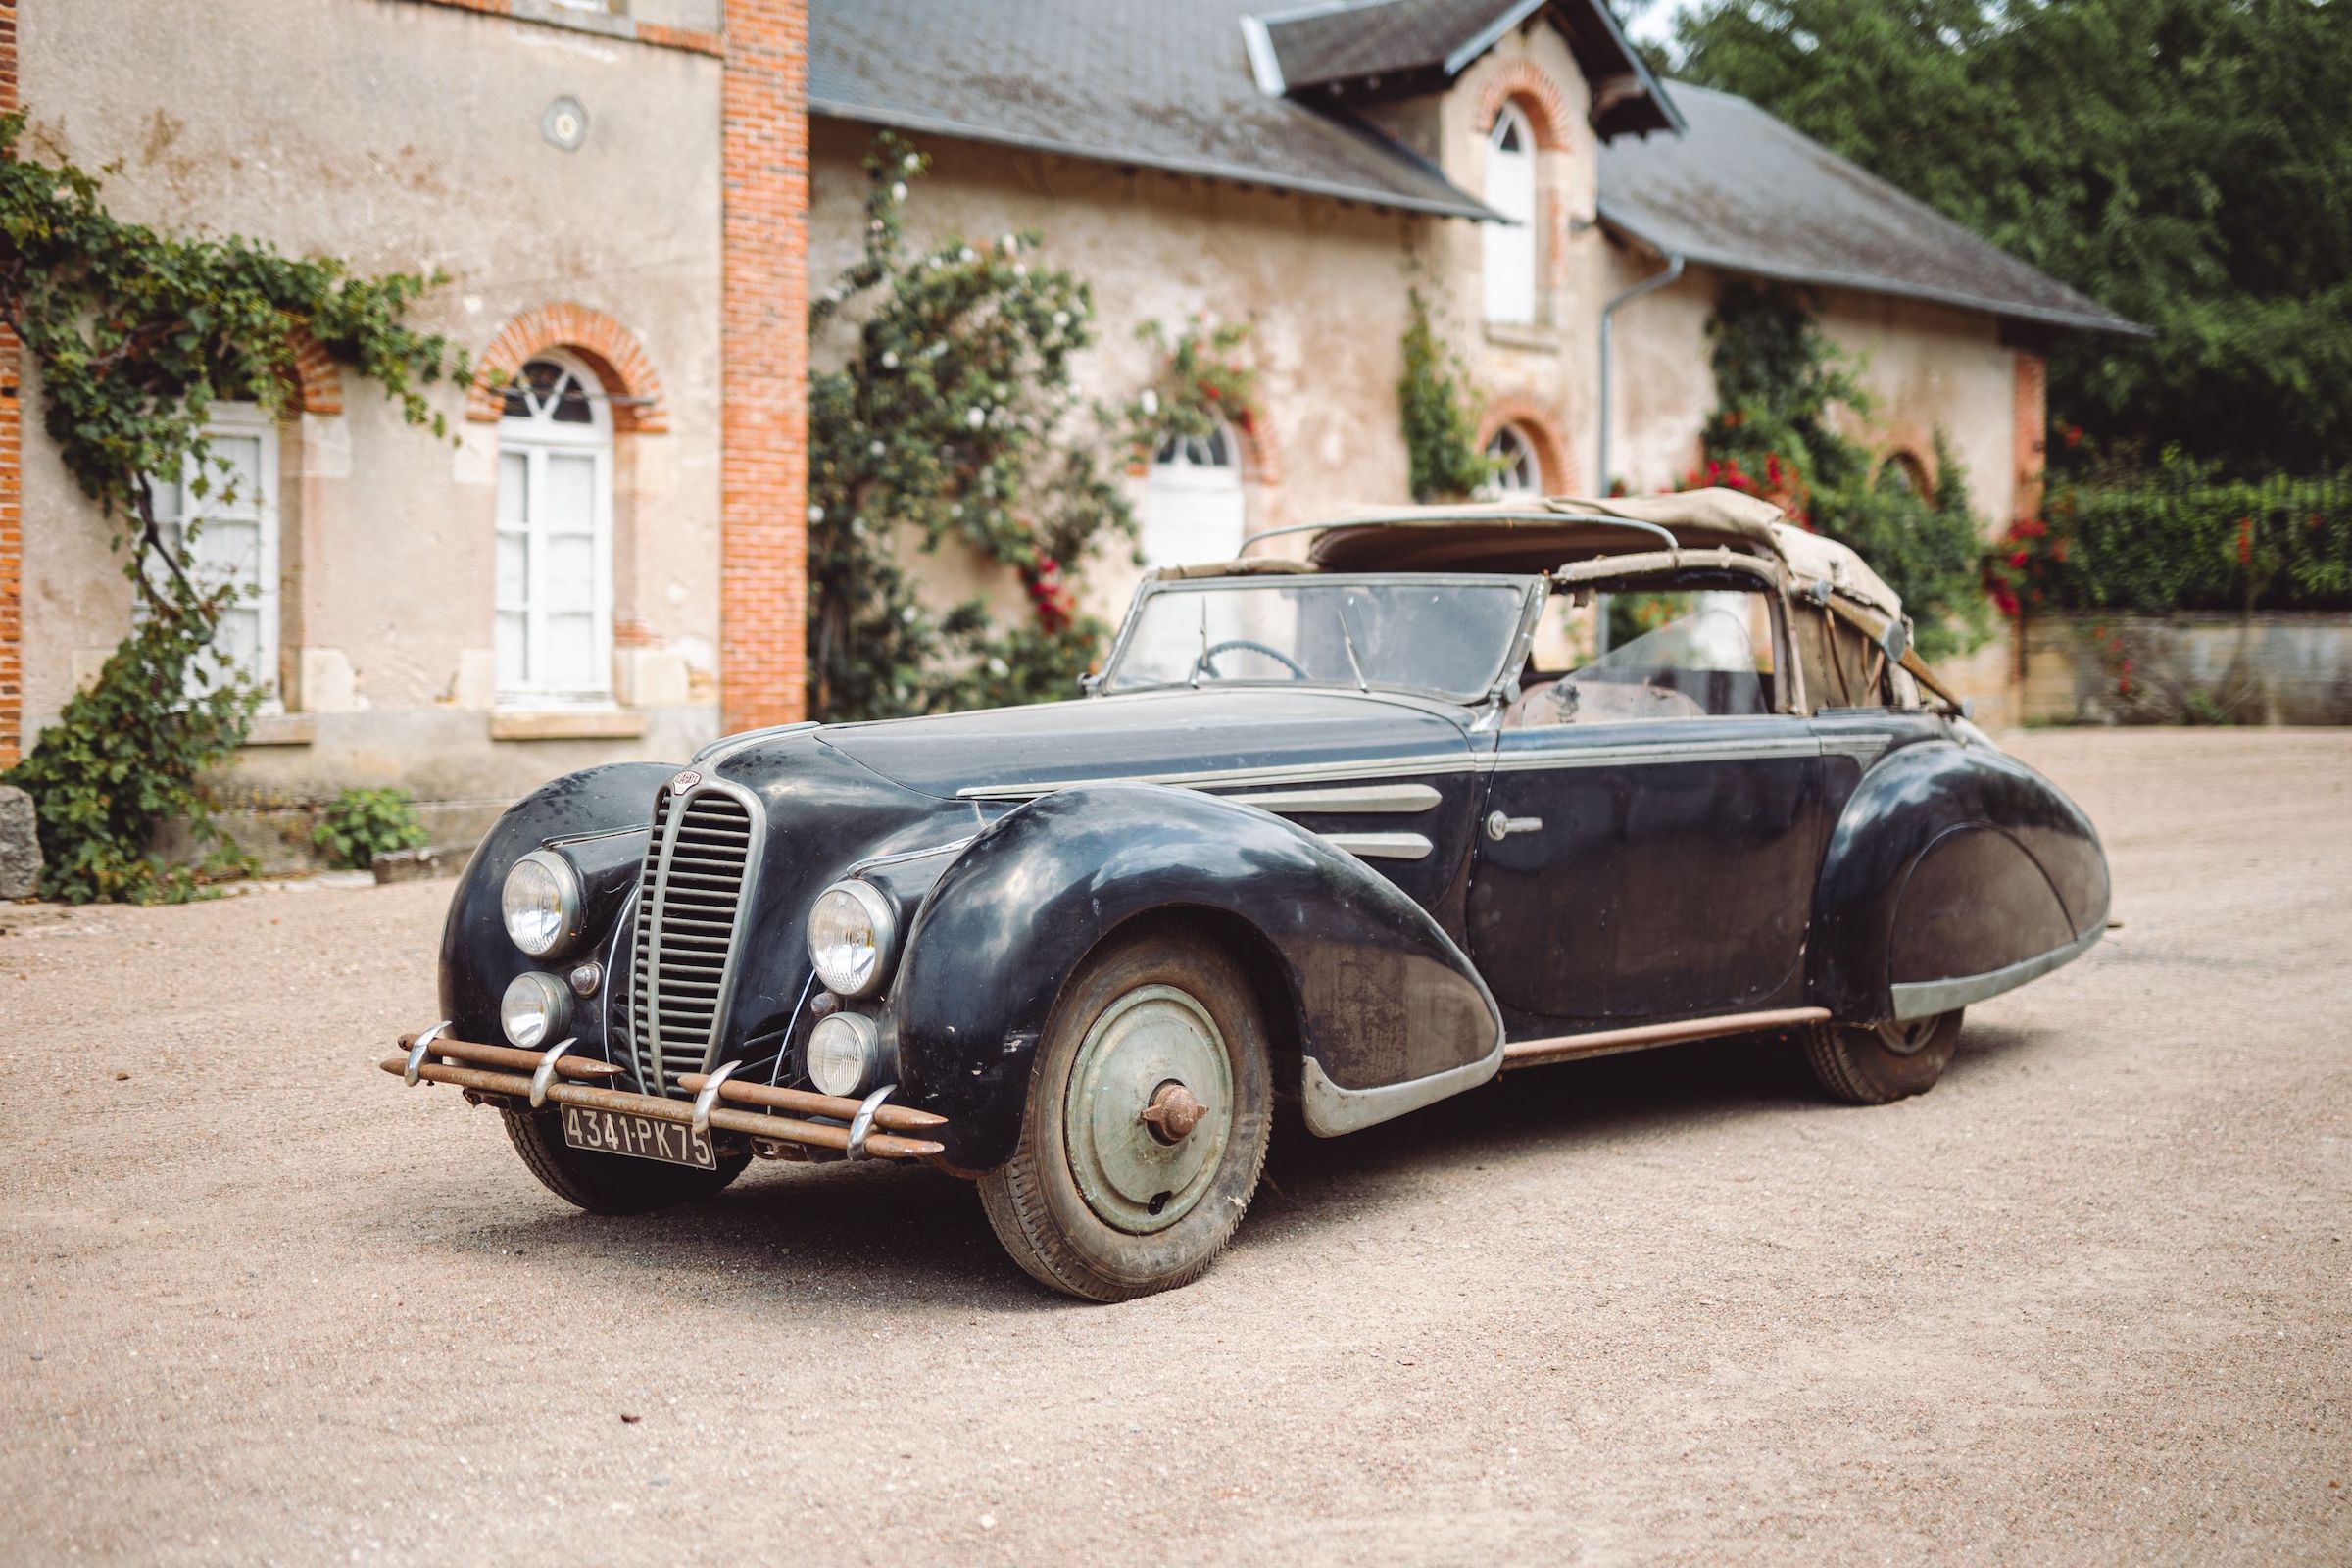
(810, 688, 1478, 801)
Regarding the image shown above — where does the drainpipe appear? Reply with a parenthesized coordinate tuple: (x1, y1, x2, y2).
(1595, 248, 1685, 496)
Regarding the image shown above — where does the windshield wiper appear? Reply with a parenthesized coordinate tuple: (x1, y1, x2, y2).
(1336, 603, 1370, 693)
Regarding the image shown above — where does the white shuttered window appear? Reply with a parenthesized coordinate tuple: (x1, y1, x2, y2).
(148, 402, 280, 704)
(1482, 105, 1538, 324)
(496, 356, 613, 703)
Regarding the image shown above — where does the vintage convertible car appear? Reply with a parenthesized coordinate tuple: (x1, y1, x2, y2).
(383, 489, 2108, 1300)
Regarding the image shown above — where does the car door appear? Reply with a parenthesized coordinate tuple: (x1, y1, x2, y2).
(1465, 588, 1829, 1026)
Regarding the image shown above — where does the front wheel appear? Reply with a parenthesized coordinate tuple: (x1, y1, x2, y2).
(1799, 1009, 1964, 1105)
(979, 927, 1274, 1301)
(502, 1108, 751, 1214)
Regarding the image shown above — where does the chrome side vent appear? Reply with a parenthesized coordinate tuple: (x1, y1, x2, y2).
(627, 782, 757, 1097)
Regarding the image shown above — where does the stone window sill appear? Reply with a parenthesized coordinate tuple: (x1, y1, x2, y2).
(240, 712, 318, 748)
(1483, 321, 1563, 354)
(489, 709, 649, 742)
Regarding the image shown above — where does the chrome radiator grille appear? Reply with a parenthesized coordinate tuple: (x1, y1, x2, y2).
(626, 783, 756, 1096)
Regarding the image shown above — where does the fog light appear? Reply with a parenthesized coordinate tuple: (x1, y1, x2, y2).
(807, 1011, 884, 1099)
(500, 971, 571, 1050)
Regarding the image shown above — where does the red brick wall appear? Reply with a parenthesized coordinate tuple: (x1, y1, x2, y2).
(0, 0, 20, 767)
(718, 0, 809, 731)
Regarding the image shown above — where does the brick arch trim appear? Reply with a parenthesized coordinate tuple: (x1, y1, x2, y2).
(1478, 398, 1575, 494)
(1477, 60, 1573, 152)
(468, 303, 668, 433)
(284, 327, 342, 416)
(1123, 404, 1285, 487)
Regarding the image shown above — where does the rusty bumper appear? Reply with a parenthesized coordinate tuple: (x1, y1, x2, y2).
(381, 1030, 948, 1161)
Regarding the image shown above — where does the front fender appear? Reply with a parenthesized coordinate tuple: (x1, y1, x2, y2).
(1808, 741, 2109, 1023)
(890, 784, 1502, 1167)
(436, 760, 674, 1048)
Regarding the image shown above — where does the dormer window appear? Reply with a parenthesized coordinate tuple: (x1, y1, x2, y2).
(1483, 104, 1537, 324)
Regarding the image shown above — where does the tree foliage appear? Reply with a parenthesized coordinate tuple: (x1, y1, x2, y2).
(0, 111, 464, 902)
(1692, 281, 1988, 658)
(1397, 286, 1498, 502)
(806, 133, 1138, 722)
(1666, 0, 2352, 474)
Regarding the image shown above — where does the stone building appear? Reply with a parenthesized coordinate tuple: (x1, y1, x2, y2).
(0, 0, 2137, 861)
(806, 0, 2138, 717)
(0, 0, 810, 852)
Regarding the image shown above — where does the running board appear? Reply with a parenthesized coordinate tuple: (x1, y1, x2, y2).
(1500, 1006, 1831, 1070)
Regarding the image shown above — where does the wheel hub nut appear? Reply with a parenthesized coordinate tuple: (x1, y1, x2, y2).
(1138, 1081, 1207, 1143)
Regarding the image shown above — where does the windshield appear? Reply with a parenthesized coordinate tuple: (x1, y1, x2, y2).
(1104, 578, 1533, 701)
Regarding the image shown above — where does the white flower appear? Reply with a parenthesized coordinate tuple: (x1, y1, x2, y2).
(869, 438, 886, 457)
(890, 181, 907, 201)
(808, 504, 825, 523)
(868, 219, 884, 233)
(966, 407, 987, 429)
(880, 350, 899, 369)
(1053, 310, 1070, 328)
(850, 517, 866, 535)
(903, 605, 920, 624)
(958, 246, 976, 263)
(1013, 263, 1027, 277)
(1139, 389, 1159, 416)
(950, 503, 965, 517)
(902, 152, 920, 172)
(986, 658, 1009, 677)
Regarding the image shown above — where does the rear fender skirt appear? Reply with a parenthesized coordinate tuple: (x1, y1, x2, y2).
(890, 784, 1503, 1167)
(1808, 742, 2109, 1023)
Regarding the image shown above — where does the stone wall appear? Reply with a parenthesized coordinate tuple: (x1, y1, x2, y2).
(2020, 612, 2352, 726)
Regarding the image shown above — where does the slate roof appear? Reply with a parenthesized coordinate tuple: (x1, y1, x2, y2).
(808, 0, 1494, 219)
(1596, 82, 2146, 335)
(1259, 0, 1681, 137)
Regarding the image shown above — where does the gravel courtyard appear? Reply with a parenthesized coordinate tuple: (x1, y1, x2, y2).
(2, 729, 2346, 1565)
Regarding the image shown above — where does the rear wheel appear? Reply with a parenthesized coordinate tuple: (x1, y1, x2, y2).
(502, 1108, 751, 1214)
(979, 928, 1273, 1301)
(1800, 1009, 1964, 1105)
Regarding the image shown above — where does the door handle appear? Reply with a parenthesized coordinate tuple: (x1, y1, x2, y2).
(1485, 809, 1544, 842)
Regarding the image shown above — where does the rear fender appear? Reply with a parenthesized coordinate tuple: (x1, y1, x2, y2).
(1809, 741, 2109, 1023)
(890, 784, 1502, 1167)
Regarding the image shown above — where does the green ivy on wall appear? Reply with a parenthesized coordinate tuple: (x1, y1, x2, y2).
(1397, 286, 1498, 503)
(805, 133, 1138, 722)
(0, 111, 465, 903)
(1693, 280, 1989, 660)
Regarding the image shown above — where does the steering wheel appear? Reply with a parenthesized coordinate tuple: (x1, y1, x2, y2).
(1191, 639, 1310, 682)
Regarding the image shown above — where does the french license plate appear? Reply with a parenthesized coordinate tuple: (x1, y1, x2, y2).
(561, 1104, 717, 1170)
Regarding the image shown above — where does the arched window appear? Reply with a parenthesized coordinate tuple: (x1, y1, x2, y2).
(1877, 449, 1933, 499)
(496, 354, 612, 702)
(1482, 423, 1543, 497)
(1141, 422, 1247, 567)
(1483, 104, 1537, 324)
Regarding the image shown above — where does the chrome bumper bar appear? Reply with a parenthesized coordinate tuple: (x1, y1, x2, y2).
(382, 1029, 948, 1161)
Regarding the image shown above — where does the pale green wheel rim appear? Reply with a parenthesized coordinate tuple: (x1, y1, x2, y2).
(1876, 1016, 1940, 1057)
(1062, 983, 1234, 1235)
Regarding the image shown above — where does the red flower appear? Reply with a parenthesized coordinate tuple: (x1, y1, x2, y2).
(2235, 516, 2253, 566)
(2008, 549, 2030, 568)
(1765, 454, 1784, 487)
(2063, 424, 2082, 448)
(2014, 517, 2047, 539)
(1200, 381, 1220, 400)
(2051, 540, 2070, 563)
(2120, 658, 2134, 674)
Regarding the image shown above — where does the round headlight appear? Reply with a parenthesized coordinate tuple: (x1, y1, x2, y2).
(502, 850, 582, 957)
(807, 880, 899, 999)
(500, 970, 571, 1050)
(807, 1011, 883, 1099)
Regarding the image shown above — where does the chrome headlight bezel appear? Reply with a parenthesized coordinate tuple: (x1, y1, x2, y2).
(499, 970, 572, 1050)
(806, 879, 899, 999)
(502, 849, 584, 958)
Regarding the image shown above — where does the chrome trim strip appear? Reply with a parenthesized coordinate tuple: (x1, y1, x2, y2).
(1818, 734, 1894, 768)
(958, 732, 1829, 799)
(1300, 1040, 1501, 1137)
(691, 720, 820, 770)
(1890, 920, 2106, 1021)
(846, 836, 978, 873)
(1219, 782, 1442, 814)
(1486, 736, 1823, 771)
(956, 754, 1479, 800)
(1321, 831, 1433, 861)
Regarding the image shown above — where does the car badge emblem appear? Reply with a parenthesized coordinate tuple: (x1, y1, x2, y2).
(670, 769, 703, 793)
